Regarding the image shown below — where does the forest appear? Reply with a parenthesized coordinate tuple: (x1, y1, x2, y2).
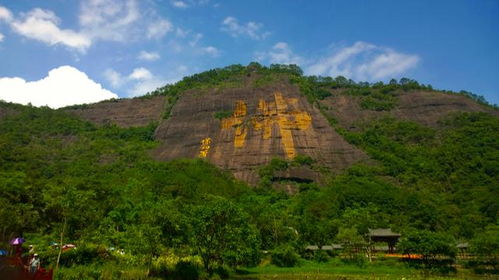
(1, 63, 498, 279)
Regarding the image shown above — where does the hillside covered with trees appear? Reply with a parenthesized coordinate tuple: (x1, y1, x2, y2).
(1, 63, 498, 279)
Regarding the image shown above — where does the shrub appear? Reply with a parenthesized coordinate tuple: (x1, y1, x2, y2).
(271, 245, 300, 267)
(214, 110, 232, 120)
(58, 245, 110, 267)
(313, 250, 329, 263)
(213, 265, 230, 279)
(172, 260, 201, 280)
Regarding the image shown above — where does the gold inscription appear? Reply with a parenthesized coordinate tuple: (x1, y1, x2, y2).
(199, 137, 211, 158)
(220, 92, 312, 158)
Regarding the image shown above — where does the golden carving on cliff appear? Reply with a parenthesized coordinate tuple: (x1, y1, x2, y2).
(220, 92, 312, 159)
(253, 92, 312, 158)
(198, 137, 212, 158)
(221, 101, 248, 148)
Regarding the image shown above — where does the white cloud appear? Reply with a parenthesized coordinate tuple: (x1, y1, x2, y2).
(129, 67, 153, 80)
(201, 46, 219, 57)
(137, 50, 160, 61)
(104, 67, 167, 97)
(176, 27, 189, 38)
(0, 33, 4, 42)
(355, 51, 420, 80)
(221, 16, 270, 40)
(0, 6, 12, 22)
(189, 33, 202, 46)
(0, 2, 176, 51)
(10, 8, 91, 51)
(103, 69, 123, 88)
(171, 1, 189, 8)
(255, 42, 303, 65)
(79, 0, 140, 42)
(0, 66, 117, 109)
(129, 78, 165, 97)
(255, 41, 420, 81)
(147, 19, 173, 39)
(305, 41, 419, 81)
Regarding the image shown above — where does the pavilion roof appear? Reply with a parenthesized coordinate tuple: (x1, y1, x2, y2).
(368, 228, 401, 237)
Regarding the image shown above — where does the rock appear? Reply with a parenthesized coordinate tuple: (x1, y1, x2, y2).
(153, 81, 368, 185)
(66, 96, 166, 128)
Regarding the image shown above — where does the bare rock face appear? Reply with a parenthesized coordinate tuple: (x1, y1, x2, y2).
(320, 91, 497, 130)
(393, 91, 497, 126)
(66, 96, 166, 128)
(153, 82, 368, 185)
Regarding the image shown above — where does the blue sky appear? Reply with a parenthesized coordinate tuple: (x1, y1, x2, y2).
(0, 0, 498, 108)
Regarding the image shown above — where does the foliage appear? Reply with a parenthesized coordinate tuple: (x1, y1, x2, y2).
(192, 196, 261, 272)
(213, 110, 232, 120)
(336, 227, 367, 265)
(398, 230, 457, 264)
(468, 225, 499, 273)
(1, 63, 498, 277)
(271, 245, 300, 267)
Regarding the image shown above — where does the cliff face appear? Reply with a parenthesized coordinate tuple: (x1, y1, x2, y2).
(66, 96, 166, 128)
(61, 77, 496, 186)
(153, 81, 368, 184)
(320, 90, 497, 130)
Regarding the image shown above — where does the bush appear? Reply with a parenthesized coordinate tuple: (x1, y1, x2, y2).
(172, 260, 201, 280)
(213, 265, 230, 279)
(271, 245, 300, 267)
(54, 265, 101, 280)
(214, 110, 232, 120)
(313, 250, 329, 263)
(58, 245, 110, 267)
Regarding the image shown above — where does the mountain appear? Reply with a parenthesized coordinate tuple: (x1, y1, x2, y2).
(1, 64, 498, 274)
(61, 64, 497, 189)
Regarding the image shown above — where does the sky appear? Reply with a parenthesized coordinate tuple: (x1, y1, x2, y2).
(0, 0, 498, 108)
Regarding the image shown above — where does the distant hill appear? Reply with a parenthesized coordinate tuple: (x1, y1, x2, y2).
(1, 63, 498, 273)
(58, 63, 497, 189)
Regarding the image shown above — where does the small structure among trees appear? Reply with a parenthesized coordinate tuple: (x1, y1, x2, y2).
(368, 228, 401, 254)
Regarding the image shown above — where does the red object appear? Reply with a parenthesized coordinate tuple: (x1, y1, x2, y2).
(0, 257, 53, 280)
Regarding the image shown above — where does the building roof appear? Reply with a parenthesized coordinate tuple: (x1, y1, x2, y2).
(457, 242, 469, 249)
(368, 228, 401, 237)
(305, 244, 343, 250)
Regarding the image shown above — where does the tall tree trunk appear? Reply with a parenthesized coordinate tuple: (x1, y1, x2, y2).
(56, 216, 67, 270)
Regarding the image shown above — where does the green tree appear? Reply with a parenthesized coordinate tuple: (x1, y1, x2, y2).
(192, 196, 260, 272)
(398, 230, 457, 267)
(470, 225, 499, 271)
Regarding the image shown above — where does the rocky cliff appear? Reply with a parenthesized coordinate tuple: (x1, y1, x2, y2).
(153, 80, 367, 184)
(61, 72, 496, 186)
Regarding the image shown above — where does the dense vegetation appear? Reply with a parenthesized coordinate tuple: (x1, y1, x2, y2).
(0, 63, 498, 279)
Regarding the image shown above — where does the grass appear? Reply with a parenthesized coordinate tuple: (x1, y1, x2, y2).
(233, 258, 487, 280)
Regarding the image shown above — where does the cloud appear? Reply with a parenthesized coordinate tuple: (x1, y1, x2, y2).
(221, 16, 270, 40)
(0, 66, 117, 109)
(129, 78, 166, 97)
(305, 41, 419, 81)
(129, 67, 153, 80)
(79, 0, 140, 42)
(355, 51, 420, 80)
(171, 1, 189, 8)
(201, 46, 220, 57)
(0, 33, 4, 42)
(0, 1, 175, 51)
(147, 19, 174, 39)
(103, 69, 123, 88)
(104, 67, 167, 97)
(0, 6, 13, 22)
(255, 42, 303, 65)
(189, 33, 202, 46)
(9, 8, 91, 51)
(255, 41, 419, 81)
(137, 50, 160, 61)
